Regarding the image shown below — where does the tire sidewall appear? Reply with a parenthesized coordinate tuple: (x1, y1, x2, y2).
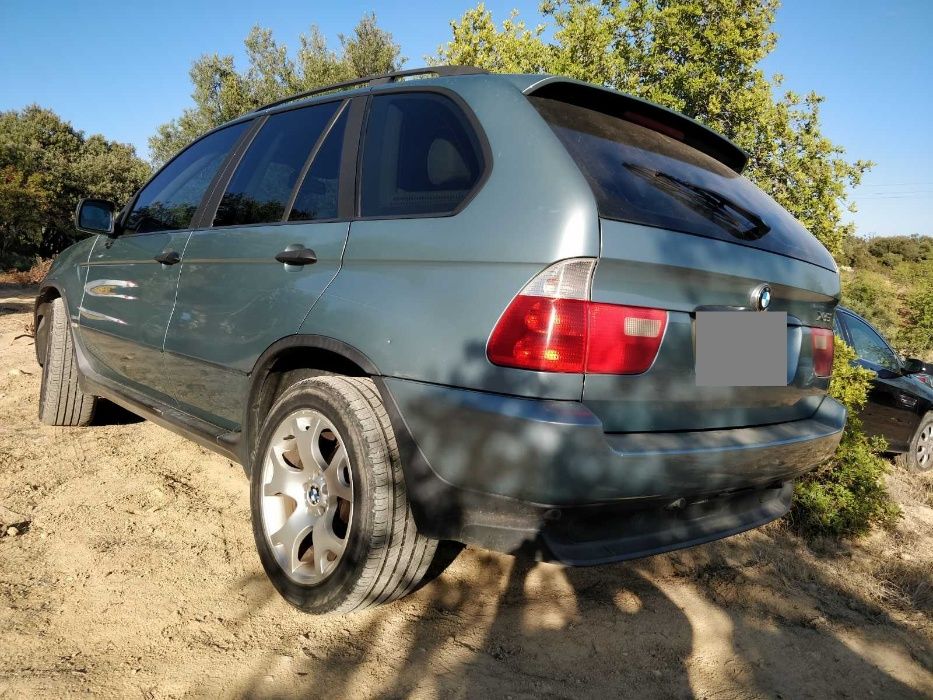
(249, 379, 382, 614)
(38, 300, 57, 417)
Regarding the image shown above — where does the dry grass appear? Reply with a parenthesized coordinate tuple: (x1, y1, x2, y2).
(0, 257, 51, 286)
(653, 463, 933, 625)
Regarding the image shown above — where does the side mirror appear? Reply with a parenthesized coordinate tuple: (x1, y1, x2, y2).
(75, 198, 117, 235)
(903, 357, 932, 375)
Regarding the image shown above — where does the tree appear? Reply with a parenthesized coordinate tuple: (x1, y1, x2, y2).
(437, 0, 871, 258)
(149, 13, 402, 166)
(0, 106, 150, 266)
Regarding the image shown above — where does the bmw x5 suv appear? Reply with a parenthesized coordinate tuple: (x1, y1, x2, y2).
(34, 66, 845, 613)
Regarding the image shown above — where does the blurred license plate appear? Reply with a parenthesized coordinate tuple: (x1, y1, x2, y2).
(695, 311, 787, 387)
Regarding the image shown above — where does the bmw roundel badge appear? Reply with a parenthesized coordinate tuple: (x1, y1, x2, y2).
(752, 283, 772, 311)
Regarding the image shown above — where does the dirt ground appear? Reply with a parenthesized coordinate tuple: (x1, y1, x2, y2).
(1, 284, 931, 699)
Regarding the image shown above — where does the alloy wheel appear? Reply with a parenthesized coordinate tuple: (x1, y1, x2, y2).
(918, 423, 932, 469)
(260, 409, 354, 585)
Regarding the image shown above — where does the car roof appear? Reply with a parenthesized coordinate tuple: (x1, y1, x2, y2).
(210, 68, 748, 173)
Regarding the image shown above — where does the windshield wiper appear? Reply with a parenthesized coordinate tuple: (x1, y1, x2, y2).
(624, 164, 771, 241)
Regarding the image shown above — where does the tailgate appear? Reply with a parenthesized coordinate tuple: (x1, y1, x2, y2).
(585, 219, 839, 432)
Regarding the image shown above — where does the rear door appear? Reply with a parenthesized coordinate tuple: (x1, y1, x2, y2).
(530, 92, 840, 432)
(78, 122, 249, 401)
(162, 98, 359, 429)
(836, 310, 921, 450)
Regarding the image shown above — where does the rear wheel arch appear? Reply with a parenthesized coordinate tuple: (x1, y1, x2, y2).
(243, 335, 380, 467)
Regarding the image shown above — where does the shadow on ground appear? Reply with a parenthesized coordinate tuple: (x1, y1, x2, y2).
(209, 530, 930, 699)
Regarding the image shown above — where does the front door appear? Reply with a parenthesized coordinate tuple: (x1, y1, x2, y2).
(163, 98, 355, 429)
(80, 231, 189, 400)
(78, 120, 250, 402)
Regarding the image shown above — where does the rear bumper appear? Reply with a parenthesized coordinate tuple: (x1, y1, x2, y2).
(377, 377, 844, 563)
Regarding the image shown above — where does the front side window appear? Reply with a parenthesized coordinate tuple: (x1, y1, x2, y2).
(125, 122, 248, 234)
(360, 93, 483, 218)
(214, 101, 342, 227)
(842, 314, 900, 372)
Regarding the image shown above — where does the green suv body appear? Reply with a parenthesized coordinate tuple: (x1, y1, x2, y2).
(35, 67, 845, 612)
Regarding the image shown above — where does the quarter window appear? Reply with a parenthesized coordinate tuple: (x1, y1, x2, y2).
(214, 101, 342, 227)
(360, 93, 483, 218)
(125, 122, 248, 234)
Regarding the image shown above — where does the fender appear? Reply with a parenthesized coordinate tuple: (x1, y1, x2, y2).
(241, 334, 381, 468)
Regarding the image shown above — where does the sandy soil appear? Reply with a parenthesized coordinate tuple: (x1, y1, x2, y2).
(0, 284, 931, 699)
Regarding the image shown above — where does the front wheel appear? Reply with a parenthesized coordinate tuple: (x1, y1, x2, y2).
(906, 413, 932, 472)
(38, 297, 96, 426)
(250, 376, 437, 614)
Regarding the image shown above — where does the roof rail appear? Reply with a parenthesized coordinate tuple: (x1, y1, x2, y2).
(250, 65, 489, 113)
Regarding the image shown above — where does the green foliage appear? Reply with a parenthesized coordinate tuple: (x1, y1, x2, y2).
(149, 13, 402, 166)
(791, 338, 900, 537)
(899, 280, 933, 358)
(437, 0, 871, 258)
(0, 106, 150, 266)
(840, 234, 933, 362)
(840, 269, 900, 341)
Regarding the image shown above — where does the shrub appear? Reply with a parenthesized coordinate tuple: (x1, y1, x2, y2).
(791, 337, 900, 537)
(1, 256, 52, 286)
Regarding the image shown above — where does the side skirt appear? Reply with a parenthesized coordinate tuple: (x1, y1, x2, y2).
(73, 334, 244, 466)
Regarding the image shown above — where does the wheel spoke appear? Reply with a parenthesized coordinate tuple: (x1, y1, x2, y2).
(313, 505, 346, 574)
(269, 509, 314, 574)
(324, 446, 352, 501)
(264, 449, 305, 502)
(292, 414, 327, 472)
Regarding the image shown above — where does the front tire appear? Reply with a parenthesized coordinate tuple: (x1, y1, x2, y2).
(38, 297, 96, 426)
(906, 412, 933, 472)
(250, 376, 437, 614)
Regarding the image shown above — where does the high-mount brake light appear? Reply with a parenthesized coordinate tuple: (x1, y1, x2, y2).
(811, 327, 834, 378)
(486, 259, 668, 374)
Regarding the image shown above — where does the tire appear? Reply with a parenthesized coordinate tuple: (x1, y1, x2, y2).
(250, 376, 437, 614)
(38, 297, 97, 427)
(906, 412, 933, 472)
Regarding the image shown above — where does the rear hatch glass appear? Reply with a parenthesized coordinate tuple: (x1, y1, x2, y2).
(530, 95, 836, 272)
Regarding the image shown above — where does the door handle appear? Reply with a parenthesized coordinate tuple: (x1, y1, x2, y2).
(154, 250, 181, 266)
(275, 246, 317, 266)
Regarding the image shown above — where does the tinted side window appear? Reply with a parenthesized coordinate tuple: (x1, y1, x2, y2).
(125, 122, 248, 234)
(289, 108, 348, 221)
(843, 314, 900, 372)
(360, 93, 483, 218)
(214, 101, 341, 227)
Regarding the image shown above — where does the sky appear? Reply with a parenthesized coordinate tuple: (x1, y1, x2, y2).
(1, 0, 930, 237)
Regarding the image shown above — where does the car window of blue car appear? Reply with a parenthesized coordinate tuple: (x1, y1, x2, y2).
(214, 101, 342, 227)
(843, 313, 900, 372)
(288, 108, 348, 222)
(124, 121, 249, 234)
(359, 93, 483, 218)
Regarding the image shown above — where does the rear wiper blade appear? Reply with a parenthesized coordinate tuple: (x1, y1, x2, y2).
(624, 164, 771, 241)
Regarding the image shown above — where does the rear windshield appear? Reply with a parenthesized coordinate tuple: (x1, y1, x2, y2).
(530, 96, 835, 271)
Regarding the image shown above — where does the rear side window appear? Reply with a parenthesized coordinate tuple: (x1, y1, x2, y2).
(530, 96, 834, 269)
(214, 101, 341, 227)
(289, 108, 348, 222)
(360, 93, 483, 218)
(125, 121, 247, 234)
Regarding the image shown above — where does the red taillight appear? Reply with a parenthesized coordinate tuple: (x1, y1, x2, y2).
(487, 259, 668, 375)
(487, 296, 588, 373)
(811, 328, 834, 377)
